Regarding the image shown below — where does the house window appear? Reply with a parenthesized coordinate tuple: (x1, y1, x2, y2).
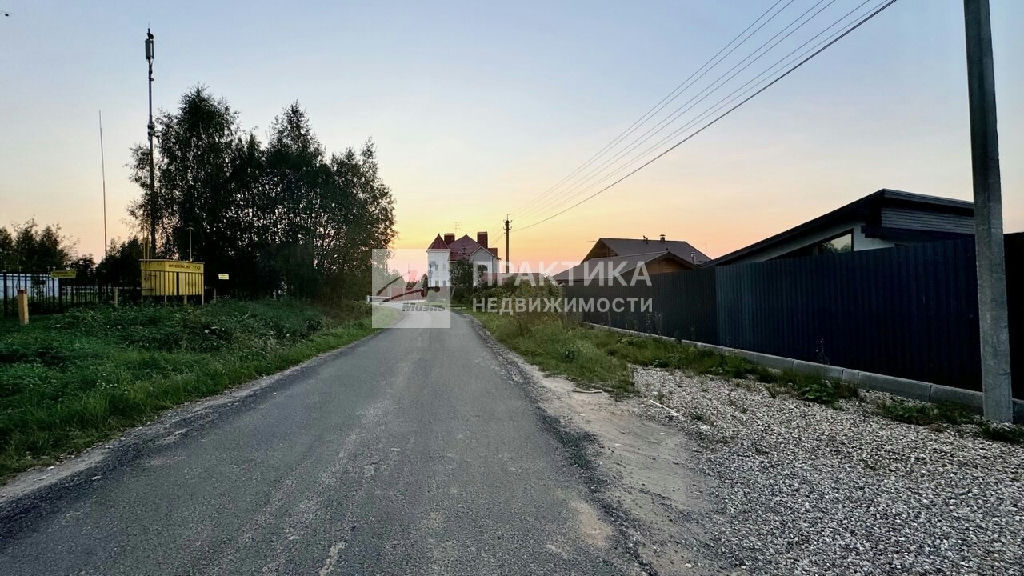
(820, 232, 852, 253)
(775, 230, 854, 260)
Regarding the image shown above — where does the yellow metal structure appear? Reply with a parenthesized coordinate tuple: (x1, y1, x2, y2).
(140, 259, 204, 297)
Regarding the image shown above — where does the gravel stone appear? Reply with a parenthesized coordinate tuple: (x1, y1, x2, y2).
(633, 367, 1024, 576)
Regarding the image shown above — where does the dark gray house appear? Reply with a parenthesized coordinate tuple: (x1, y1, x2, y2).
(710, 189, 975, 266)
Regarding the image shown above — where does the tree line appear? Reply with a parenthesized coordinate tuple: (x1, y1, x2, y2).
(0, 220, 140, 284)
(0, 220, 76, 273)
(124, 86, 396, 301)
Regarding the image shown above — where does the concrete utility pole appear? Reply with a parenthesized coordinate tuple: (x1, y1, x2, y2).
(504, 215, 511, 274)
(146, 28, 157, 259)
(963, 0, 1013, 422)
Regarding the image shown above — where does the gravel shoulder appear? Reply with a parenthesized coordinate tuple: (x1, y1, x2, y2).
(478, 317, 1024, 575)
(635, 368, 1024, 576)
(476, 320, 729, 575)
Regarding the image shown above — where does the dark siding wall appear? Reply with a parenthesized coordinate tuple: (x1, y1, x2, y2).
(881, 208, 975, 235)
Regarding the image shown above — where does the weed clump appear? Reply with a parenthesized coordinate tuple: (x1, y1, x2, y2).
(977, 422, 1024, 445)
(874, 399, 977, 426)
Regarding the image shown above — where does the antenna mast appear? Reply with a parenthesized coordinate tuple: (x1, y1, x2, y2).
(99, 111, 108, 256)
(145, 28, 156, 258)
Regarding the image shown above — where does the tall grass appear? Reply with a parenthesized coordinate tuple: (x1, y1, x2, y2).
(0, 300, 378, 480)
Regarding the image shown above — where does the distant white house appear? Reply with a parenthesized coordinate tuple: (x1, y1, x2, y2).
(426, 231, 499, 287)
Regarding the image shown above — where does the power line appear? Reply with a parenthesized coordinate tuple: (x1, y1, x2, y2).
(516, 0, 901, 233)
(515, 0, 794, 221)
(544, 0, 879, 211)
(519, 0, 880, 228)
(524, 0, 844, 220)
(514, 0, 796, 222)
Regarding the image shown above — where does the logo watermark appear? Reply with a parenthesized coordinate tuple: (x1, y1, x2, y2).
(472, 297, 653, 315)
(369, 248, 660, 325)
(370, 248, 451, 329)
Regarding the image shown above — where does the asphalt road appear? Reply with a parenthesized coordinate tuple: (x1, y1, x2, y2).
(0, 312, 627, 575)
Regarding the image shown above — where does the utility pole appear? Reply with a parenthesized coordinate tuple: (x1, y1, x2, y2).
(504, 215, 511, 274)
(963, 0, 1013, 422)
(145, 28, 156, 259)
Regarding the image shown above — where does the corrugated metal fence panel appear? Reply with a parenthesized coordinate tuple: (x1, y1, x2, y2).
(565, 235, 1024, 396)
(655, 268, 718, 343)
(1006, 233, 1024, 399)
(715, 239, 982, 390)
(565, 267, 717, 342)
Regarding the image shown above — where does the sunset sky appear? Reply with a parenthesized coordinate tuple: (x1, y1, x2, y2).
(1, 0, 1022, 270)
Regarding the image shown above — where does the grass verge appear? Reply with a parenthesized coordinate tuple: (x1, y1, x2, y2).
(471, 308, 856, 404)
(1, 299, 388, 481)
(473, 302, 1023, 445)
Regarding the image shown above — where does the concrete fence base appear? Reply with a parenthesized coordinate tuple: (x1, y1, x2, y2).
(585, 322, 1024, 423)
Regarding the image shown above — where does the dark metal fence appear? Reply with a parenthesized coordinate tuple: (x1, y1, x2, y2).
(1, 270, 223, 319)
(565, 234, 1023, 398)
(1, 273, 142, 318)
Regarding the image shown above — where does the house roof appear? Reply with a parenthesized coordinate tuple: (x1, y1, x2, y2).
(552, 251, 690, 284)
(426, 232, 500, 262)
(427, 234, 447, 250)
(588, 237, 710, 266)
(447, 234, 484, 261)
(708, 189, 975, 266)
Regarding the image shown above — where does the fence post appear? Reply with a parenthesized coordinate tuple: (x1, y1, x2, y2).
(113, 286, 119, 308)
(17, 289, 29, 325)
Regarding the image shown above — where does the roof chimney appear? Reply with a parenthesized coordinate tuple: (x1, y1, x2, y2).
(443, 233, 455, 245)
(477, 231, 488, 248)
(659, 234, 666, 243)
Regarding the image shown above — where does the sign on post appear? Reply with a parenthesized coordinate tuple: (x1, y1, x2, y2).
(49, 270, 77, 279)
